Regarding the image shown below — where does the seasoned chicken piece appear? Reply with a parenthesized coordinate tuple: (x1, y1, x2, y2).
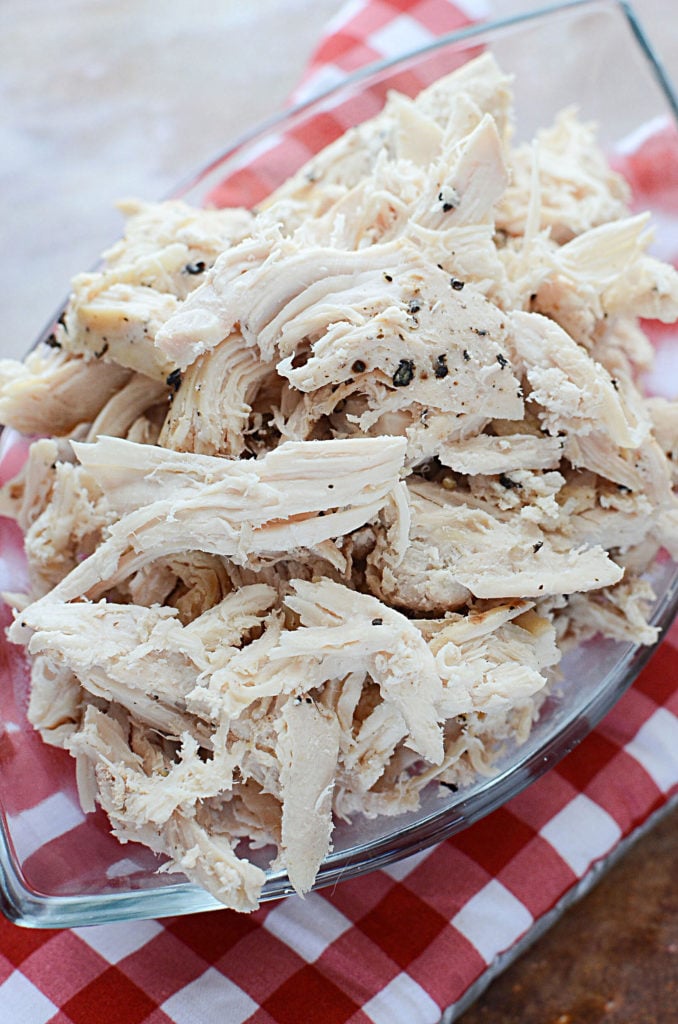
(14, 600, 213, 741)
(0, 344, 131, 436)
(157, 238, 523, 444)
(563, 431, 672, 506)
(405, 115, 509, 232)
(275, 697, 340, 894)
(509, 311, 644, 446)
(12, 585, 278, 738)
(281, 578, 443, 764)
(262, 53, 512, 218)
(335, 604, 558, 820)
(497, 108, 630, 242)
(27, 654, 82, 748)
(558, 575, 660, 648)
(53, 200, 255, 382)
(86, 373, 168, 442)
(647, 397, 678, 484)
(437, 432, 564, 475)
(69, 706, 266, 911)
(189, 577, 443, 763)
(367, 478, 622, 611)
(158, 334, 276, 457)
(500, 211, 678, 335)
(158, 813, 267, 912)
(22, 459, 110, 598)
(338, 698, 409, 795)
(13, 435, 405, 604)
(0, 436, 68, 531)
(59, 281, 180, 380)
(106, 199, 255, 299)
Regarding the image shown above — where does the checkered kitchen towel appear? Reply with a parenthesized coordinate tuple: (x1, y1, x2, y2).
(1, 2, 677, 1023)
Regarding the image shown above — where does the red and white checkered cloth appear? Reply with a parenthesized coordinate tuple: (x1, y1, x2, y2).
(1, 2, 677, 1022)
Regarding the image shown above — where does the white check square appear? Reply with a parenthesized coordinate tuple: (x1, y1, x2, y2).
(73, 918, 164, 963)
(162, 967, 257, 1024)
(540, 793, 622, 876)
(364, 971, 440, 1024)
(382, 847, 433, 882)
(369, 16, 435, 60)
(625, 708, 678, 793)
(452, 879, 533, 963)
(263, 892, 351, 962)
(7, 792, 85, 861)
(0, 971, 57, 1024)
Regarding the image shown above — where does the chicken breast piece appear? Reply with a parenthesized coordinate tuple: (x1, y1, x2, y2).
(367, 478, 623, 610)
(12, 434, 405, 606)
(0, 345, 131, 436)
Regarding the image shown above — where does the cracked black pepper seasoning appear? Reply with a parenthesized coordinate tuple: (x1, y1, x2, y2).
(392, 359, 415, 387)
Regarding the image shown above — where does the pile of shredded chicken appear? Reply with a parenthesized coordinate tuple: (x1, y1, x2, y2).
(1, 54, 677, 912)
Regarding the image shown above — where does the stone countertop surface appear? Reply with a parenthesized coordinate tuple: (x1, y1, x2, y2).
(1, 2, 677, 1021)
(2, 0, 678, 360)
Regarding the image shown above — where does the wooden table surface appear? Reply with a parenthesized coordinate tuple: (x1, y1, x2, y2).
(460, 805, 678, 1023)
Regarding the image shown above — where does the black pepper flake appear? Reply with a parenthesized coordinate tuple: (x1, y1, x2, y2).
(496, 353, 509, 369)
(450, 278, 465, 291)
(499, 473, 521, 490)
(44, 333, 61, 349)
(440, 781, 459, 792)
(462, 349, 470, 362)
(611, 377, 619, 391)
(166, 368, 183, 393)
(328, 483, 334, 489)
(185, 260, 206, 275)
(438, 191, 456, 213)
(392, 359, 415, 387)
(371, 618, 383, 626)
(408, 299, 421, 315)
(472, 328, 488, 336)
(57, 312, 67, 328)
(617, 484, 633, 494)
(352, 359, 367, 374)
(533, 541, 544, 553)
(383, 273, 393, 282)
(434, 354, 449, 379)
(94, 341, 109, 359)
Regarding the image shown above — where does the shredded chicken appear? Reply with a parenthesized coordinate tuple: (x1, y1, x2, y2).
(1, 53, 676, 914)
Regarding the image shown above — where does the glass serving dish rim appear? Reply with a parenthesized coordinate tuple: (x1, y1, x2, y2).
(1, 0, 677, 928)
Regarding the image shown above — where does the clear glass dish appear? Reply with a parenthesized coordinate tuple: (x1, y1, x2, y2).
(1, 0, 677, 928)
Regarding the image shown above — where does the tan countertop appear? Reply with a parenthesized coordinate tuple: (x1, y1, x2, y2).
(2, 0, 677, 361)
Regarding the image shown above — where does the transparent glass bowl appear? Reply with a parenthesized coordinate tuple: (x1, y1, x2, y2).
(1, 0, 677, 927)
